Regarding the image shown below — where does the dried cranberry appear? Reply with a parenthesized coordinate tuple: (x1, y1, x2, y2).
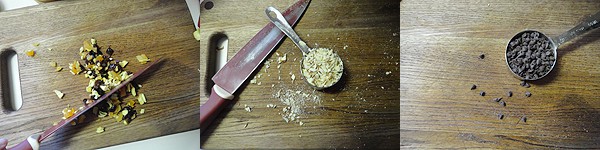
(106, 47, 114, 56)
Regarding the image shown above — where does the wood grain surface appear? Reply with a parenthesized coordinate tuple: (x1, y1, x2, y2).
(401, 0, 600, 149)
(199, 0, 399, 149)
(0, 0, 199, 149)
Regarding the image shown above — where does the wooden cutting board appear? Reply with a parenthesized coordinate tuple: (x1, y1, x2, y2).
(199, 0, 399, 149)
(401, 0, 600, 149)
(0, 0, 199, 149)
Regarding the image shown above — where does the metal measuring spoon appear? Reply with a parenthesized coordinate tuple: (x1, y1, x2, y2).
(266, 6, 343, 89)
(506, 11, 600, 80)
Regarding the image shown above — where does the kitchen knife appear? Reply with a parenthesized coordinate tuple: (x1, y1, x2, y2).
(185, 0, 200, 29)
(200, 0, 311, 132)
(9, 58, 162, 150)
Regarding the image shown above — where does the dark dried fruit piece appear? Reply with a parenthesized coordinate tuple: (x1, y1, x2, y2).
(106, 46, 114, 56)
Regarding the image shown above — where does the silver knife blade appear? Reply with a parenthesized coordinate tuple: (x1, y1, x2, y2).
(185, 0, 200, 29)
(212, 0, 310, 94)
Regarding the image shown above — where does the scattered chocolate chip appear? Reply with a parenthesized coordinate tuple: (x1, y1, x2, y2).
(525, 91, 532, 97)
(493, 97, 502, 102)
(498, 113, 504, 120)
(471, 84, 477, 90)
(507, 91, 513, 97)
(521, 116, 527, 123)
(480, 91, 486, 96)
(479, 53, 485, 59)
(499, 101, 506, 107)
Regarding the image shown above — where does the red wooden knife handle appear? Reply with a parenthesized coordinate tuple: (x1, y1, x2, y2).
(200, 85, 234, 133)
(8, 135, 39, 150)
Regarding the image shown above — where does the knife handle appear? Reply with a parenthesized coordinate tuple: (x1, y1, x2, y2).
(200, 85, 234, 133)
(8, 135, 39, 150)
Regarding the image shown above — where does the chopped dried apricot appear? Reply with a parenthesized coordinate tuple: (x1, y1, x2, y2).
(26, 50, 35, 57)
(136, 54, 150, 64)
(96, 126, 105, 133)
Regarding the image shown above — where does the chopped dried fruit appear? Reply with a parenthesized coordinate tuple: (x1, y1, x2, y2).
(193, 29, 201, 41)
(136, 54, 150, 64)
(119, 61, 128, 68)
(96, 126, 105, 133)
(54, 90, 65, 99)
(55, 67, 63, 72)
(83, 39, 94, 51)
(62, 106, 77, 119)
(58, 38, 145, 128)
(138, 93, 147, 105)
(98, 111, 108, 118)
(131, 85, 137, 97)
(127, 100, 136, 107)
(26, 50, 35, 57)
(69, 61, 82, 75)
(140, 109, 145, 114)
(33, 43, 40, 47)
(50, 61, 57, 67)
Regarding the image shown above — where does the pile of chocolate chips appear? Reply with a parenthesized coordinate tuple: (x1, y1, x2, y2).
(506, 31, 556, 80)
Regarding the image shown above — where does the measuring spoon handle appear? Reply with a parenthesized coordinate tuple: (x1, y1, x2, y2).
(554, 11, 600, 47)
(266, 6, 311, 54)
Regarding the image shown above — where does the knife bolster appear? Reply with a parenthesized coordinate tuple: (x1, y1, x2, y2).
(213, 85, 234, 100)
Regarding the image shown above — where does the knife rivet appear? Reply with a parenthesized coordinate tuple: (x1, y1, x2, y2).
(203, 1, 214, 10)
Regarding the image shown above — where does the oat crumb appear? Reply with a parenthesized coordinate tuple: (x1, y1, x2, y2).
(244, 105, 252, 112)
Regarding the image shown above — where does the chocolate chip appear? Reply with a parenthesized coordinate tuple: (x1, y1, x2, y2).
(479, 53, 485, 59)
(480, 91, 485, 96)
(525, 91, 532, 97)
(507, 91, 513, 97)
(493, 97, 502, 102)
(471, 84, 477, 90)
(521, 116, 527, 123)
(499, 101, 506, 107)
(498, 113, 504, 120)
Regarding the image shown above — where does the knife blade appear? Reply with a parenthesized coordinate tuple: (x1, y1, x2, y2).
(185, 0, 200, 29)
(9, 58, 162, 150)
(200, 0, 311, 132)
